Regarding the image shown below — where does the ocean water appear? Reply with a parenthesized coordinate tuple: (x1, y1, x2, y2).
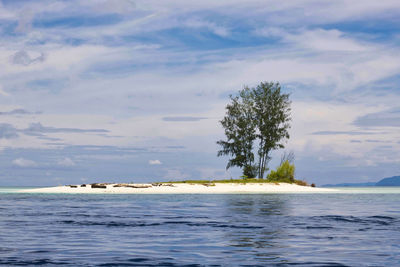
(0, 188, 399, 266)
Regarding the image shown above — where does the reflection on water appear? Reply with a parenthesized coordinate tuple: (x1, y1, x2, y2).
(224, 196, 288, 257)
(0, 192, 399, 266)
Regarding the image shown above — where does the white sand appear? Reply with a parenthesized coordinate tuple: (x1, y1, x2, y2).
(20, 183, 337, 194)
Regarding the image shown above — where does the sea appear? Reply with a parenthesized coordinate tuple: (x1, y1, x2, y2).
(0, 187, 399, 266)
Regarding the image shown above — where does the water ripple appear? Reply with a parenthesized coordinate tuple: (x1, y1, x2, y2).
(0, 193, 399, 266)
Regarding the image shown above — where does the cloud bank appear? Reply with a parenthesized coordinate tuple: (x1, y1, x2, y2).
(0, 1, 399, 185)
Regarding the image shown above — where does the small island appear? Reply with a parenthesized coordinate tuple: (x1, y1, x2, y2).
(21, 179, 336, 194)
(23, 82, 338, 194)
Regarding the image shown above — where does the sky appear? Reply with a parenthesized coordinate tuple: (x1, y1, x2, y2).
(0, 0, 400, 186)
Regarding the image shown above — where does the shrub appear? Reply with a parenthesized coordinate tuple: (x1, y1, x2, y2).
(267, 160, 295, 183)
(294, 180, 308, 186)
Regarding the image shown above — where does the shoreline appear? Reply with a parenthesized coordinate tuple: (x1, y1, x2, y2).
(20, 182, 337, 194)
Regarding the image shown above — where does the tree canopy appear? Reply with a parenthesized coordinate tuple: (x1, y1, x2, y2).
(217, 82, 291, 178)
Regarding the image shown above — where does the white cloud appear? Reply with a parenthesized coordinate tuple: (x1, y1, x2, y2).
(15, 8, 34, 33)
(92, 0, 136, 14)
(198, 167, 228, 179)
(257, 28, 368, 52)
(0, 85, 9, 96)
(183, 18, 230, 37)
(149, 159, 162, 165)
(0, 2, 14, 20)
(0, 0, 399, 184)
(164, 168, 189, 180)
(11, 50, 46, 66)
(57, 157, 76, 166)
(12, 158, 37, 167)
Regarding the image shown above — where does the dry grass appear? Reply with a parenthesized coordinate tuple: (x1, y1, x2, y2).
(165, 178, 309, 186)
(167, 178, 272, 184)
(294, 180, 308, 186)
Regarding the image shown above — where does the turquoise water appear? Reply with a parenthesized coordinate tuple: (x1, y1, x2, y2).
(330, 187, 400, 194)
(0, 187, 399, 266)
(0, 187, 38, 193)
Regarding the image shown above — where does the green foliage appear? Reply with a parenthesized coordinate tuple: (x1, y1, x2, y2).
(167, 178, 279, 184)
(217, 81, 291, 178)
(267, 160, 295, 183)
(217, 87, 257, 178)
(164, 177, 309, 185)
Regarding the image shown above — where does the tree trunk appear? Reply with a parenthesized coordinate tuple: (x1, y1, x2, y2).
(260, 149, 269, 179)
(258, 138, 264, 178)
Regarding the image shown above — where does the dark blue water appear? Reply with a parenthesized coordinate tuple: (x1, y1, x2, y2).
(1, 190, 399, 266)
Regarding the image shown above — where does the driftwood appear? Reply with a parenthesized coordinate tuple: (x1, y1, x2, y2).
(152, 183, 177, 187)
(113, 183, 128, 187)
(113, 183, 152, 188)
(91, 183, 107, 189)
(126, 184, 152, 188)
(161, 183, 175, 187)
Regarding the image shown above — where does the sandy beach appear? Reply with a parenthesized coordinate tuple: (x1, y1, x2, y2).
(21, 183, 337, 194)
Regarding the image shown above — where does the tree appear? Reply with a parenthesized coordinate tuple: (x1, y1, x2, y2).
(217, 82, 291, 178)
(217, 87, 257, 178)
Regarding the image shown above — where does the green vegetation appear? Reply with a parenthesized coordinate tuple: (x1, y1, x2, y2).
(217, 81, 291, 178)
(265, 151, 307, 185)
(165, 177, 308, 186)
(167, 178, 269, 184)
(267, 160, 295, 183)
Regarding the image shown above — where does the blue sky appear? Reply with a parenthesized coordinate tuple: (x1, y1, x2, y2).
(0, 0, 399, 186)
